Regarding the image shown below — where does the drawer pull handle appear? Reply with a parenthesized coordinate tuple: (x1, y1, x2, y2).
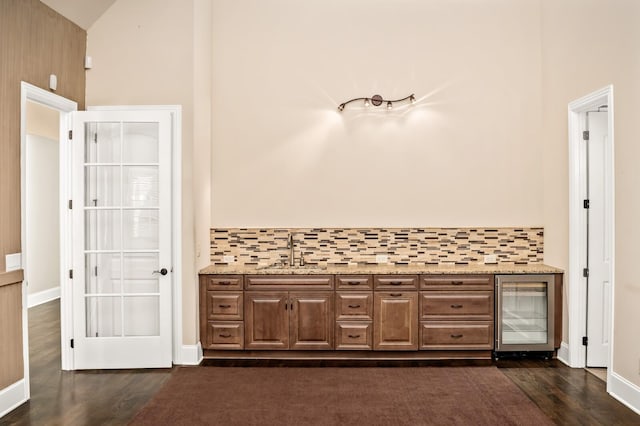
(218, 304, 232, 308)
(218, 281, 232, 285)
(389, 281, 403, 286)
(450, 304, 463, 309)
(347, 281, 361, 285)
(348, 304, 361, 309)
(390, 293, 402, 297)
(219, 333, 232, 338)
(348, 334, 361, 339)
(450, 334, 463, 339)
(451, 281, 464, 285)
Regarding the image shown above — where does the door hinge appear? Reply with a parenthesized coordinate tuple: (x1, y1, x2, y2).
(70, 338, 74, 349)
(583, 130, 590, 141)
(68, 200, 73, 210)
(583, 268, 589, 278)
(68, 130, 73, 140)
(583, 199, 590, 209)
(582, 336, 588, 346)
(69, 269, 73, 279)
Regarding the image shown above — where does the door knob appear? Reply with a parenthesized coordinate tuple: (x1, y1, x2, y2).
(153, 268, 168, 276)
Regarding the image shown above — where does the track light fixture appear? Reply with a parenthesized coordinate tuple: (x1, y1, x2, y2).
(338, 93, 416, 112)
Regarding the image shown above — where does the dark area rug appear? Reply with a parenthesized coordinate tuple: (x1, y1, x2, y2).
(130, 366, 553, 426)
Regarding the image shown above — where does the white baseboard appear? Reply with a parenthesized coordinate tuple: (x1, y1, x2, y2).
(557, 341, 570, 366)
(27, 286, 60, 308)
(0, 379, 27, 419)
(609, 371, 640, 415)
(178, 343, 203, 365)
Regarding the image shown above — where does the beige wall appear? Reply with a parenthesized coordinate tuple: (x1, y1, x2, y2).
(541, 0, 640, 386)
(211, 0, 544, 228)
(86, 0, 212, 345)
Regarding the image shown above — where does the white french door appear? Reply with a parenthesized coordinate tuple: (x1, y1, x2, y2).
(586, 111, 611, 368)
(71, 110, 172, 369)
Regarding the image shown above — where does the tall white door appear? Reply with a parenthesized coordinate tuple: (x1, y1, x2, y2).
(586, 111, 611, 368)
(71, 110, 172, 369)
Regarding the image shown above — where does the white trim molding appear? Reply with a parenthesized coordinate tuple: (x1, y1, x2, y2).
(567, 85, 615, 368)
(0, 379, 27, 419)
(557, 341, 570, 366)
(609, 372, 640, 415)
(27, 287, 60, 308)
(179, 343, 203, 366)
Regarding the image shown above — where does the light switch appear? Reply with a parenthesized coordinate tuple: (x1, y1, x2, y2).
(5, 253, 22, 271)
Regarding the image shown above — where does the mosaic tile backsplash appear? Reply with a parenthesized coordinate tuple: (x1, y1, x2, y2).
(210, 228, 544, 266)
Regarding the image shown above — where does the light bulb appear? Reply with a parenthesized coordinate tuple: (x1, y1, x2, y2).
(338, 104, 345, 112)
(364, 98, 370, 107)
(410, 95, 416, 103)
(387, 101, 393, 110)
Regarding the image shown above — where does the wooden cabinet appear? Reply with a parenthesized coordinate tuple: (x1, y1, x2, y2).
(243, 277, 334, 350)
(374, 291, 419, 350)
(199, 275, 245, 350)
(419, 274, 494, 351)
(334, 275, 373, 350)
(245, 292, 289, 349)
(199, 271, 561, 359)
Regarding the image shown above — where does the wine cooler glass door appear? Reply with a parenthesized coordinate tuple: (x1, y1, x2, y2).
(496, 275, 555, 352)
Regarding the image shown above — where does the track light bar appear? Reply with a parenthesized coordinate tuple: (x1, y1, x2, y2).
(338, 93, 415, 112)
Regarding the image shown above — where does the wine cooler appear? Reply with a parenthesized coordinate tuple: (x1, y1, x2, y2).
(495, 274, 555, 352)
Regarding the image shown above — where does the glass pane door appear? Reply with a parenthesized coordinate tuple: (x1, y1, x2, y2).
(84, 121, 160, 338)
(501, 282, 549, 344)
(72, 110, 172, 369)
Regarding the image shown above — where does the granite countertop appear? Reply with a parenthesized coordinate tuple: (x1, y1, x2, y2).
(199, 263, 564, 275)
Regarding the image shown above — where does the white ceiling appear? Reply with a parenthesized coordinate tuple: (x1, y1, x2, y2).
(40, 0, 116, 30)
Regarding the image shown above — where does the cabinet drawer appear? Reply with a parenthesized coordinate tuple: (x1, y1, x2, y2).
(336, 322, 373, 350)
(245, 275, 334, 290)
(206, 321, 244, 349)
(206, 292, 243, 321)
(374, 275, 419, 290)
(203, 275, 243, 290)
(336, 275, 373, 290)
(420, 322, 493, 350)
(420, 291, 493, 321)
(420, 274, 492, 291)
(336, 292, 373, 321)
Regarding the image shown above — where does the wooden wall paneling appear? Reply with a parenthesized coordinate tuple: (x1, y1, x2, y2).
(0, 0, 86, 390)
(0, 283, 24, 388)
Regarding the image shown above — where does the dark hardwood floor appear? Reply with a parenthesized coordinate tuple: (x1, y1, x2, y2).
(1, 299, 638, 425)
(0, 300, 172, 426)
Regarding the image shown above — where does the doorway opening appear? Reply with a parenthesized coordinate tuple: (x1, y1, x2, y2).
(20, 82, 78, 405)
(567, 86, 614, 388)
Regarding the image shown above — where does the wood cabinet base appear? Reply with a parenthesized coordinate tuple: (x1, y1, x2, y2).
(202, 350, 493, 361)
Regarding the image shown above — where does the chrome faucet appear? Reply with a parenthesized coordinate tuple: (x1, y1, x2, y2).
(288, 233, 295, 266)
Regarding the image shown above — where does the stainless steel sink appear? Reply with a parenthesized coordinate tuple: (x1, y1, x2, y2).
(255, 263, 327, 273)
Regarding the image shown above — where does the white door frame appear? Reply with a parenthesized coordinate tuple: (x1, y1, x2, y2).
(87, 105, 185, 364)
(19, 82, 78, 397)
(567, 85, 614, 381)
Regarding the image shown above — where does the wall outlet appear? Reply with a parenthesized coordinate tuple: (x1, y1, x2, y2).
(5, 253, 22, 271)
(222, 255, 235, 263)
(376, 254, 389, 264)
(483, 254, 497, 264)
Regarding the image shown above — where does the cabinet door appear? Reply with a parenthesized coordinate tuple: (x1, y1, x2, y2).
(245, 292, 289, 350)
(290, 292, 334, 350)
(374, 292, 418, 350)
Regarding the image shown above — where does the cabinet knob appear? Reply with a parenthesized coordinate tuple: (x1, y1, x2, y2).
(450, 304, 463, 309)
(218, 304, 232, 308)
(348, 334, 361, 339)
(390, 293, 402, 297)
(347, 281, 361, 286)
(348, 304, 361, 309)
(219, 333, 232, 338)
(389, 281, 403, 286)
(450, 334, 463, 339)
